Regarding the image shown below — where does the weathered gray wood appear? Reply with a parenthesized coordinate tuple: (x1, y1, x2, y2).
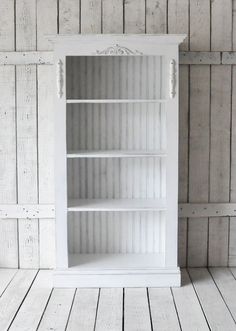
(149, 288, 180, 330)
(38, 65, 55, 268)
(38, 288, 75, 331)
(16, 0, 36, 51)
(168, 0, 189, 51)
(0, 270, 37, 330)
(222, 52, 236, 64)
(67, 289, 99, 331)
(0, 0, 14, 50)
(0, 51, 53, 65)
(211, 0, 232, 51)
(9, 270, 52, 331)
(180, 52, 221, 64)
(37, 0, 57, 50)
(233, 0, 236, 50)
(210, 267, 236, 321)
(59, 0, 80, 34)
(124, 288, 152, 331)
(188, 65, 210, 266)
(102, 0, 123, 33)
(190, 0, 210, 51)
(209, 66, 231, 266)
(95, 288, 123, 331)
(179, 203, 236, 218)
(81, 0, 101, 33)
(146, 0, 167, 33)
(189, 268, 236, 330)
(172, 269, 209, 330)
(124, 0, 145, 33)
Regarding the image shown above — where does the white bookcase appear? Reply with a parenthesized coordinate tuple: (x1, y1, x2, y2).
(50, 34, 185, 287)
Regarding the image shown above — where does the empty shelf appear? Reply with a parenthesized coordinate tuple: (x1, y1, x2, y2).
(67, 199, 167, 211)
(67, 99, 167, 104)
(67, 150, 167, 158)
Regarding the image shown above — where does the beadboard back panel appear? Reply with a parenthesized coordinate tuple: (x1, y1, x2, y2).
(0, 0, 235, 268)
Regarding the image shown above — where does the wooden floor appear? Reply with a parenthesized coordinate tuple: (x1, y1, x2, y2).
(1, 268, 236, 330)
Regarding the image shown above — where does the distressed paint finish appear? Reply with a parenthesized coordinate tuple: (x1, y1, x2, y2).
(0, 0, 236, 268)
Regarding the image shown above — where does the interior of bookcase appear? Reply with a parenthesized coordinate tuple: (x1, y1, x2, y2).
(65, 55, 167, 269)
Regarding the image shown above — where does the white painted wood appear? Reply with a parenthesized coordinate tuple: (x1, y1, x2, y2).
(0, 269, 17, 296)
(188, 65, 210, 266)
(172, 269, 209, 330)
(189, 268, 236, 330)
(211, 0, 232, 51)
(38, 64, 55, 268)
(68, 198, 167, 211)
(209, 66, 231, 266)
(38, 288, 75, 331)
(67, 150, 167, 158)
(210, 268, 236, 321)
(179, 203, 236, 218)
(0, 51, 53, 64)
(180, 51, 221, 64)
(124, 288, 151, 331)
(0, 270, 37, 331)
(0, 0, 14, 51)
(59, 0, 80, 34)
(37, 0, 57, 51)
(67, 289, 99, 331)
(124, 0, 145, 34)
(0, 65, 18, 268)
(81, 0, 101, 34)
(67, 99, 167, 103)
(0, 204, 55, 219)
(16, 65, 39, 268)
(16, 0, 36, 51)
(148, 288, 180, 331)
(95, 288, 122, 331)
(231, 268, 236, 278)
(9, 270, 52, 331)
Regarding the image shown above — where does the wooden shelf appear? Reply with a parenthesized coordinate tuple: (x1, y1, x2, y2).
(67, 150, 167, 158)
(67, 198, 167, 211)
(66, 99, 167, 104)
(68, 253, 165, 270)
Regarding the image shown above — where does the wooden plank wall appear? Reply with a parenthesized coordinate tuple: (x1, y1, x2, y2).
(0, 0, 235, 268)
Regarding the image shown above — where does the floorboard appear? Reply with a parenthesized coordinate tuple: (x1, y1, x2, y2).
(1, 268, 236, 331)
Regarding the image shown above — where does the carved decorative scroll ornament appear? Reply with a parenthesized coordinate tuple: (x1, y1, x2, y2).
(95, 44, 143, 55)
(57, 59, 63, 98)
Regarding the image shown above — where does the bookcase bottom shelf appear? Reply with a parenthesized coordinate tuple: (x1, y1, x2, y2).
(53, 254, 181, 287)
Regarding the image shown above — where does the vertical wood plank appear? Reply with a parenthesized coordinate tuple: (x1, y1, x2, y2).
(37, 0, 57, 50)
(209, 66, 231, 266)
(233, 0, 236, 51)
(38, 65, 55, 268)
(168, 0, 189, 51)
(59, 0, 80, 34)
(146, 0, 167, 33)
(178, 65, 189, 267)
(188, 66, 210, 266)
(16, 65, 38, 268)
(16, 0, 36, 50)
(230, 66, 236, 266)
(0, 0, 14, 50)
(102, 0, 123, 33)
(211, 0, 232, 51)
(189, 0, 210, 51)
(124, 0, 145, 33)
(0, 66, 18, 267)
(81, 0, 102, 33)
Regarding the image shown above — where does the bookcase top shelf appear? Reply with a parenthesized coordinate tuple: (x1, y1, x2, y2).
(67, 99, 167, 104)
(67, 150, 166, 158)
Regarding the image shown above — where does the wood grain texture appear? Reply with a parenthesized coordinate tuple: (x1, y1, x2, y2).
(168, 0, 189, 50)
(146, 0, 167, 33)
(102, 0, 123, 33)
(190, 0, 210, 51)
(81, 0, 101, 33)
(59, 0, 80, 34)
(124, 0, 145, 33)
(211, 0, 232, 51)
(37, 0, 57, 50)
(0, 0, 14, 51)
(209, 66, 231, 266)
(188, 66, 210, 266)
(67, 289, 99, 331)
